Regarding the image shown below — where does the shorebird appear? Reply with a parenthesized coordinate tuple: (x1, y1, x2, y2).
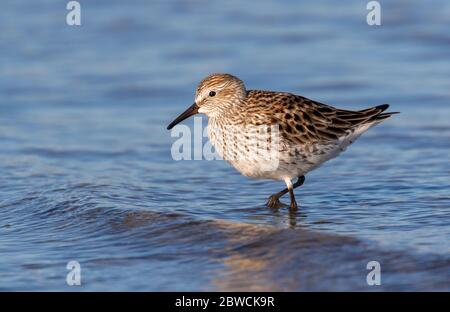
(167, 73, 397, 210)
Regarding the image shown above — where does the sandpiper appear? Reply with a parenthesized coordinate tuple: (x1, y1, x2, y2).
(167, 73, 397, 210)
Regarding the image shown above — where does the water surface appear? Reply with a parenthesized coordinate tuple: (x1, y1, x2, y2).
(0, 0, 449, 291)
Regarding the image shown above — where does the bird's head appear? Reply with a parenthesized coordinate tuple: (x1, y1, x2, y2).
(167, 73, 246, 130)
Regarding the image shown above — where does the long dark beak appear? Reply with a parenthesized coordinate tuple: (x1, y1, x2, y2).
(167, 103, 199, 130)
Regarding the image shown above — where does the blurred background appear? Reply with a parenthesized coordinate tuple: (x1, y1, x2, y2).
(0, 0, 449, 291)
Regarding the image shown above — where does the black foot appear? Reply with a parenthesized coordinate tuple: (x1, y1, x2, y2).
(267, 195, 286, 209)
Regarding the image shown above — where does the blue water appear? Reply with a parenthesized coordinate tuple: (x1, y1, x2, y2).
(0, 0, 449, 291)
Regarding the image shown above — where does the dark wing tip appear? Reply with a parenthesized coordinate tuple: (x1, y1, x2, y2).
(375, 104, 390, 112)
(346, 104, 398, 124)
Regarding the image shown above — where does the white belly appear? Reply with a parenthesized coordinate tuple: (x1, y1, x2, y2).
(206, 120, 329, 180)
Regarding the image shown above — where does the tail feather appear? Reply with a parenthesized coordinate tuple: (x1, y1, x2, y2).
(376, 111, 399, 120)
(342, 104, 398, 145)
(364, 104, 399, 123)
(336, 104, 398, 126)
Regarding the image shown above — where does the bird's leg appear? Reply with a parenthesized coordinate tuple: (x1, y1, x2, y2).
(267, 176, 305, 209)
(288, 187, 297, 210)
(285, 177, 298, 210)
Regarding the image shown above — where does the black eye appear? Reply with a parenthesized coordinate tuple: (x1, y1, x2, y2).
(209, 91, 216, 97)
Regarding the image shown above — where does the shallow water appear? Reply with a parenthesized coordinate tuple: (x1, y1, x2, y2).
(0, 0, 449, 291)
